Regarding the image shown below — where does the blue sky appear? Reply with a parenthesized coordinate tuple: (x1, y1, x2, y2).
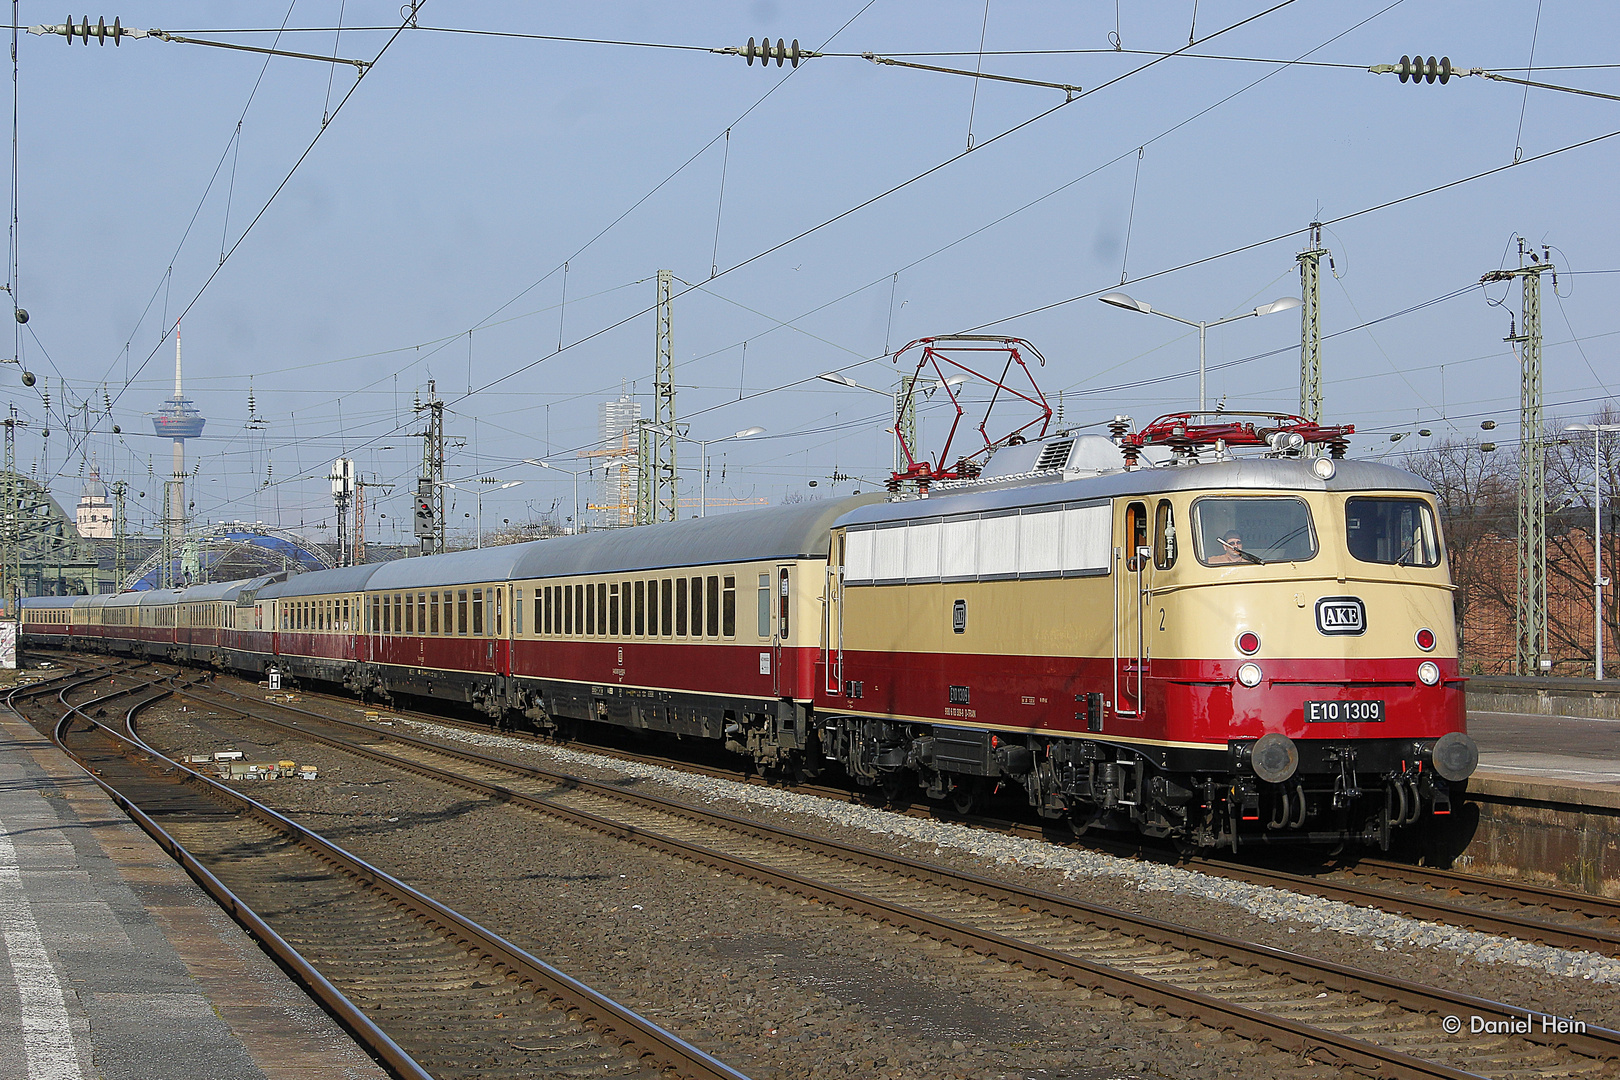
(9, 1, 1618, 542)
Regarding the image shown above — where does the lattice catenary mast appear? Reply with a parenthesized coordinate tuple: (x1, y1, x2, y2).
(1482, 240, 1554, 676)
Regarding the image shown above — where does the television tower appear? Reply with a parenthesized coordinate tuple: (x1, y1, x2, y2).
(152, 329, 205, 585)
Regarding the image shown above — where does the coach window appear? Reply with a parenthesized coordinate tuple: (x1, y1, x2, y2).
(701, 576, 717, 637)
(418, 594, 427, 633)
(603, 583, 617, 635)
(403, 595, 413, 634)
(674, 578, 688, 636)
(660, 579, 673, 637)
(457, 590, 469, 634)
(597, 584, 607, 635)
(514, 588, 523, 635)
(582, 582, 592, 635)
(777, 568, 789, 638)
(540, 587, 550, 635)
(428, 592, 439, 634)
(473, 589, 485, 636)
(757, 575, 771, 638)
(688, 577, 701, 637)
(494, 589, 503, 636)
(1154, 500, 1178, 570)
(629, 580, 642, 636)
(723, 576, 737, 638)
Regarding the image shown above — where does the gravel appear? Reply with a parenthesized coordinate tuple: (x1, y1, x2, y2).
(400, 717, 1620, 987)
(138, 700, 1339, 1080)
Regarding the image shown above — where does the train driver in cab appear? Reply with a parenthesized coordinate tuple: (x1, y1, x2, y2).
(1208, 529, 1250, 565)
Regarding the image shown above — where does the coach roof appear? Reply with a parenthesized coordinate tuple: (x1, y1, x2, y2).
(359, 495, 884, 590)
(509, 495, 883, 580)
(258, 563, 385, 600)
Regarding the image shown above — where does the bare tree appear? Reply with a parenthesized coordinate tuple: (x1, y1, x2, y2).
(1401, 438, 1516, 669)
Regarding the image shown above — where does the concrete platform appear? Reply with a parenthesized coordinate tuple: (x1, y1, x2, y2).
(1471, 710, 1620, 788)
(0, 705, 389, 1080)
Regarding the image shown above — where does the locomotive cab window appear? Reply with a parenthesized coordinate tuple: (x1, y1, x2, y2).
(1192, 496, 1317, 566)
(1345, 497, 1441, 567)
(1153, 500, 1177, 570)
(1125, 502, 1148, 571)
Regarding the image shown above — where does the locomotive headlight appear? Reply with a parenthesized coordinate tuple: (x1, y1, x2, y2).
(1237, 662, 1263, 687)
(1311, 457, 1336, 480)
(1417, 661, 1440, 686)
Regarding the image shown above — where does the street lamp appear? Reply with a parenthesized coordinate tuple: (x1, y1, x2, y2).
(817, 370, 967, 472)
(1099, 292, 1301, 414)
(442, 479, 522, 549)
(639, 426, 767, 517)
(525, 459, 587, 533)
(1565, 423, 1620, 679)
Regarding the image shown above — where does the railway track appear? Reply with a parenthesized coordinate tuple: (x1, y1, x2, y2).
(4, 663, 749, 1080)
(180, 663, 1620, 960)
(165, 674, 1620, 1080)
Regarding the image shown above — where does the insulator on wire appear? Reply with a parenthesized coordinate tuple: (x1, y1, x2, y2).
(62, 16, 126, 45)
(740, 36, 802, 68)
(1396, 54, 1451, 84)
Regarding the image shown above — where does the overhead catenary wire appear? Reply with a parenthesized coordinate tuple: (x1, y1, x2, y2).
(28, 5, 1620, 514)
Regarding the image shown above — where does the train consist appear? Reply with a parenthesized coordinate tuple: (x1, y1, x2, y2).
(21, 416, 1477, 851)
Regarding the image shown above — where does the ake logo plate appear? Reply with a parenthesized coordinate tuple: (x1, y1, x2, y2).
(1315, 595, 1367, 636)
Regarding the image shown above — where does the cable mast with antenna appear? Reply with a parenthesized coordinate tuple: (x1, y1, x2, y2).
(413, 379, 445, 555)
(1482, 239, 1555, 676)
(1296, 222, 1330, 447)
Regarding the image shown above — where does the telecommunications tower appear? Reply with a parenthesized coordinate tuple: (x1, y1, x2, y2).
(151, 330, 205, 585)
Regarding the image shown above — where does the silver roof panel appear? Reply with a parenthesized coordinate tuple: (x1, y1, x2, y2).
(835, 457, 1433, 528)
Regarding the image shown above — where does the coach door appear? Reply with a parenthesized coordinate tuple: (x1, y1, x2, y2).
(772, 564, 792, 697)
(822, 557, 843, 696)
(1114, 501, 1149, 717)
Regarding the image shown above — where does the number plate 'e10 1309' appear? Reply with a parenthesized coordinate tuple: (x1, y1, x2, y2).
(1305, 699, 1385, 723)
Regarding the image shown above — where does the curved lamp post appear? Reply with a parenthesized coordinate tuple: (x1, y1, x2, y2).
(1099, 292, 1301, 414)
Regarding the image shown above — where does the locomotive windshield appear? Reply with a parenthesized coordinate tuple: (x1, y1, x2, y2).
(1345, 496, 1441, 567)
(1192, 497, 1317, 566)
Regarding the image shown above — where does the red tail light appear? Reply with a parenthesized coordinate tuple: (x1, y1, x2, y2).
(1236, 631, 1261, 655)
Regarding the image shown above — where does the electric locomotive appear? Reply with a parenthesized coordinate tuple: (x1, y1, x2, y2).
(815, 422, 1475, 850)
